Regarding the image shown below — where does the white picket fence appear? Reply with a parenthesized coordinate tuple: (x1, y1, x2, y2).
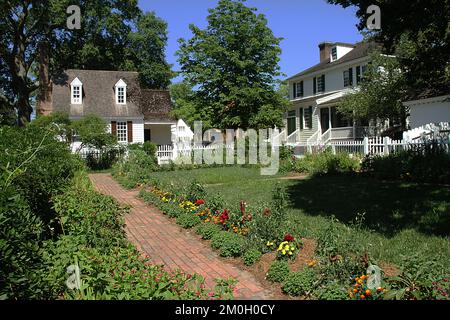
(327, 136, 450, 156)
(157, 144, 235, 164)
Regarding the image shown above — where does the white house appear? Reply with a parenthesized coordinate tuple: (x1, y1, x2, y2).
(404, 95, 450, 129)
(48, 69, 191, 148)
(284, 41, 379, 147)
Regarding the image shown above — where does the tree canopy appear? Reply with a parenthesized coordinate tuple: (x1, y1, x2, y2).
(176, 0, 288, 130)
(0, 0, 173, 126)
(327, 0, 450, 98)
(337, 52, 408, 130)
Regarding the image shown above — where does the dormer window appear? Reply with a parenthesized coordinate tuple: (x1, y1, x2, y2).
(115, 79, 127, 104)
(70, 77, 82, 104)
(331, 47, 337, 61)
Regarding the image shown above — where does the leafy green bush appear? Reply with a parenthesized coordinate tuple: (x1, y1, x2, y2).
(196, 223, 222, 240)
(243, 248, 262, 266)
(52, 183, 128, 251)
(362, 143, 450, 184)
(313, 281, 348, 300)
(293, 150, 360, 176)
(39, 235, 230, 300)
(282, 268, 317, 296)
(176, 213, 202, 229)
(112, 149, 158, 188)
(252, 184, 289, 245)
(266, 260, 290, 283)
(0, 125, 83, 225)
(211, 231, 246, 257)
(0, 183, 44, 299)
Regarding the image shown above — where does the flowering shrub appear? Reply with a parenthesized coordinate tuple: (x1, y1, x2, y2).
(267, 234, 302, 260)
(348, 274, 386, 300)
(195, 199, 205, 206)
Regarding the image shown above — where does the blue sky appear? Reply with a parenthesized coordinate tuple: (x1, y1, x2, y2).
(138, 0, 362, 83)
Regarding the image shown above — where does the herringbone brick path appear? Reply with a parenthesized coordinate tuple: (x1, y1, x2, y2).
(89, 173, 272, 299)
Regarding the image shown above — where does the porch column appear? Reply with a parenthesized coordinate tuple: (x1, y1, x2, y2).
(328, 107, 332, 139)
(353, 120, 356, 139)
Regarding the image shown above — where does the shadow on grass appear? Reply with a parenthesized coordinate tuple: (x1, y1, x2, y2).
(286, 174, 450, 238)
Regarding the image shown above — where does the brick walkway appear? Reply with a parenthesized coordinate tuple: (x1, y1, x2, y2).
(89, 173, 272, 300)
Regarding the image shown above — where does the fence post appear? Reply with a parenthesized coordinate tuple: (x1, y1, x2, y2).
(172, 144, 177, 161)
(384, 137, 390, 156)
(332, 143, 336, 155)
(363, 137, 369, 155)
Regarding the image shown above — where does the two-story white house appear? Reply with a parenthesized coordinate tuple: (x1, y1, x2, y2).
(283, 41, 378, 147)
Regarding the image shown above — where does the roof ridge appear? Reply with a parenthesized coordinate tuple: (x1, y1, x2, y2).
(65, 69, 139, 73)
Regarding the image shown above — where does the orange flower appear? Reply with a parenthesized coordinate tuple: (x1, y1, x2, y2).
(365, 289, 372, 296)
(353, 289, 358, 293)
(360, 295, 366, 299)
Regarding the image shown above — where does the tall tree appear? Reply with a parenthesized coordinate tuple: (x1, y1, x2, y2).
(177, 0, 287, 130)
(0, 1, 173, 126)
(125, 12, 175, 89)
(337, 52, 408, 132)
(327, 0, 450, 98)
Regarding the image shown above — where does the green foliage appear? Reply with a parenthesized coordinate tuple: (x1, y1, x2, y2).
(112, 149, 158, 188)
(196, 223, 222, 240)
(385, 252, 449, 300)
(211, 231, 246, 257)
(0, 125, 83, 225)
(294, 150, 360, 176)
(313, 281, 348, 300)
(327, 0, 450, 97)
(177, 0, 287, 129)
(243, 248, 262, 266)
(0, 183, 44, 299)
(362, 144, 450, 184)
(1, 1, 172, 125)
(39, 236, 220, 300)
(337, 52, 408, 128)
(176, 212, 202, 229)
(52, 185, 128, 252)
(266, 260, 290, 283)
(126, 12, 175, 89)
(72, 114, 116, 150)
(282, 268, 317, 297)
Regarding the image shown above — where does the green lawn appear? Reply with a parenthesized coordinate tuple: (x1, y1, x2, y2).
(148, 166, 450, 270)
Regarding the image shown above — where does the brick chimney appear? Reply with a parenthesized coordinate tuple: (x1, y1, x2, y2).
(319, 42, 334, 63)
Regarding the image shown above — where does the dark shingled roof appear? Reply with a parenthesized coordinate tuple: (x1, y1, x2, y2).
(52, 69, 173, 121)
(287, 42, 380, 80)
(140, 89, 175, 122)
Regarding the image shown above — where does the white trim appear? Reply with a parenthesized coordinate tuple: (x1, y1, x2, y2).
(403, 95, 450, 107)
(288, 56, 371, 82)
(115, 79, 127, 105)
(70, 77, 82, 105)
(116, 121, 128, 143)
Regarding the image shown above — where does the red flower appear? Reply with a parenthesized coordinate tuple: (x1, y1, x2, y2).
(284, 234, 295, 242)
(220, 209, 230, 224)
(195, 199, 205, 205)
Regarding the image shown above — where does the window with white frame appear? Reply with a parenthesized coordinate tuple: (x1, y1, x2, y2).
(70, 77, 83, 104)
(115, 79, 127, 104)
(117, 122, 127, 142)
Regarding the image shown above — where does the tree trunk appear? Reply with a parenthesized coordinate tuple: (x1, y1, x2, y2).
(38, 41, 52, 117)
